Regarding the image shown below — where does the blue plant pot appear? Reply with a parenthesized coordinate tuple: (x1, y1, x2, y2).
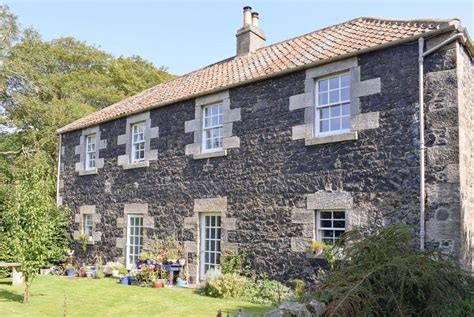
(66, 269, 75, 277)
(120, 277, 130, 285)
(176, 280, 187, 287)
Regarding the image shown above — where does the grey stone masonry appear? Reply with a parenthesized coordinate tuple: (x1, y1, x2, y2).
(290, 57, 381, 146)
(74, 126, 107, 176)
(184, 90, 241, 160)
(117, 112, 159, 169)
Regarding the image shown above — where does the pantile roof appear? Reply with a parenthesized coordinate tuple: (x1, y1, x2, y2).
(58, 17, 466, 133)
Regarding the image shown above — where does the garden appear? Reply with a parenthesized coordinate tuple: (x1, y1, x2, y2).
(2, 225, 474, 316)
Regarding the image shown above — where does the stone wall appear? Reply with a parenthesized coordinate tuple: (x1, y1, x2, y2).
(59, 39, 466, 281)
(457, 43, 474, 270)
(424, 35, 461, 254)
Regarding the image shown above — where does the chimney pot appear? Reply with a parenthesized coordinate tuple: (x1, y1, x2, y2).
(243, 6, 252, 26)
(251, 12, 259, 27)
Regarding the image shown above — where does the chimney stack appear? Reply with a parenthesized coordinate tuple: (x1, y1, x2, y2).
(236, 6, 266, 56)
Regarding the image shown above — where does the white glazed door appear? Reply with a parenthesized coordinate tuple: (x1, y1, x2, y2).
(200, 214, 221, 279)
(126, 214, 143, 269)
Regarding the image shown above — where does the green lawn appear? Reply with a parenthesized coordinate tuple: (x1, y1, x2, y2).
(0, 275, 272, 317)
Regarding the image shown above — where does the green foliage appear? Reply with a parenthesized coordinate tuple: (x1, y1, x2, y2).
(220, 250, 250, 275)
(205, 273, 253, 300)
(0, 150, 69, 302)
(251, 274, 292, 305)
(200, 269, 292, 305)
(318, 224, 474, 316)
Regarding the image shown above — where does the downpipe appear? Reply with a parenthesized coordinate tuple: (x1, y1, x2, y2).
(418, 32, 465, 251)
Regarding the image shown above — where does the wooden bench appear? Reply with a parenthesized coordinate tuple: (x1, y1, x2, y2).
(0, 262, 23, 286)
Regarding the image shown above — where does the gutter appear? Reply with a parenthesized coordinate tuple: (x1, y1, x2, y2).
(57, 24, 464, 135)
(418, 32, 466, 250)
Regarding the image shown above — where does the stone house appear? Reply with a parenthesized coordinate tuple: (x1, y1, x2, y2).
(57, 8, 473, 283)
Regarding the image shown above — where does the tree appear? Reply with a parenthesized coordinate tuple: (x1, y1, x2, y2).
(0, 5, 173, 302)
(0, 147, 69, 302)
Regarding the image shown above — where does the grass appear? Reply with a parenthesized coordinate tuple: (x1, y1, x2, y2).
(0, 275, 272, 317)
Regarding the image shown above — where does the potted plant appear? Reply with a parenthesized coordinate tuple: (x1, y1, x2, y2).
(175, 277, 187, 287)
(79, 234, 88, 252)
(310, 240, 327, 258)
(107, 262, 123, 277)
(65, 264, 75, 277)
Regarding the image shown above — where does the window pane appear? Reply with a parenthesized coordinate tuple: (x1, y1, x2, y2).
(211, 216, 215, 226)
(329, 90, 339, 103)
(341, 116, 350, 130)
(329, 77, 339, 89)
(330, 105, 340, 117)
(318, 93, 328, 105)
(320, 120, 329, 132)
(211, 116, 219, 126)
(204, 117, 211, 127)
(341, 87, 350, 101)
(341, 74, 350, 87)
(322, 230, 334, 238)
(318, 79, 328, 92)
(321, 107, 330, 119)
(334, 220, 345, 228)
(335, 230, 344, 237)
(321, 220, 332, 228)
(334, 212, 345, 219)
(342, 103, 350, 116)
(320, 212, 332, 219)
(330, 118, 340, 130)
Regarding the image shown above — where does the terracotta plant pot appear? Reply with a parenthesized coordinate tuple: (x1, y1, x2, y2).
(154, 281, 164, 288)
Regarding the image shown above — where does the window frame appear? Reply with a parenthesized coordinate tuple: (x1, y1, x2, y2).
(82, 214, 93, 237)
(202, 102, 224, 153)
(131, 121, 146, 163)
(315, 210, 346, 246)
(126, 214, 144, 269)
(84, 133, 97, 171)
(314, 72, 351, 137)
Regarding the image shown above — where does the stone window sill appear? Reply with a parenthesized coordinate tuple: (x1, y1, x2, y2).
(193, 150, 227, 160)
(123, 161, 150, 170)
(79, 169, 98, 176)
(305, 131, 358, 146)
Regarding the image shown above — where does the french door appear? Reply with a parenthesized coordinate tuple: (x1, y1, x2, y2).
(126, 214, 143, 269)
(200, 214, 222, 278)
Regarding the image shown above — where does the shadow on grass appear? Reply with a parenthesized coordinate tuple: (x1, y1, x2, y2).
(0, 280, 12, 285)
(0, 289, 24, 303)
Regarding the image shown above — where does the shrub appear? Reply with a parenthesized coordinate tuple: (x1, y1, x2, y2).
(206, 273, 253, 299)
(220, 251, 250, 276)
(252, 275, 292, 305)
(318, 224, 474, 316)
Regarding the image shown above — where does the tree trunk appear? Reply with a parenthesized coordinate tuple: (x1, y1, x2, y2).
(23, 278, 30, 303)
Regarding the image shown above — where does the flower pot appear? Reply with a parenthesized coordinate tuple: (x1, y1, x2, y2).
(178, 259, 186, 266)
(66, 269, 75, 277)
(175, 280, 187, 287)
(154, 281, 164, 288)
(120, 277, 130, 285)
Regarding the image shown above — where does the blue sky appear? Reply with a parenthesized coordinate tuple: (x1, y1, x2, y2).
(6, 0, 474, 75)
